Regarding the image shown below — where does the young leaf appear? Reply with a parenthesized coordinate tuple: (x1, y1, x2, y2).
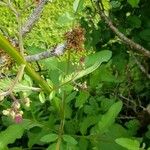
(0, 124, 25, 149)
(98, 101, 123, 134)
(115, 138, 140, 150)
(63, 135, 78, 145)
(40, 134, 58, 143)
(73, 0, 84, 13)
(39, 92, 46, 103)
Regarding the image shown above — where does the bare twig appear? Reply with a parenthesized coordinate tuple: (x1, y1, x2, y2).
(118, 116, 136, 120)
(21, 0, 48, 36)
(25, 43, 67, 62)
(132, 54, 150, 79)
(95, 1, 150, 58)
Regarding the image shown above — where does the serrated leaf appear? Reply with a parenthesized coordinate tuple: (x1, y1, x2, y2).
(115, 138, 140, 150)
(39, 92, 46, 103)
(0, 124, 25, 149)
(98, 101, 123, 134)
(40, 134, 58, 143)
(127, 0, 140, 7)
(73, 0, 84, 13)
(63, 135, 78, 145)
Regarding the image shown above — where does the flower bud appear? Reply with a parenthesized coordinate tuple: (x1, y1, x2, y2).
(10, 110, 15, 119)
(12, 101, 20, 109)
(2, 109, 10, 116)
(14, 114, 23, 123)
(23, 97, 31, 107)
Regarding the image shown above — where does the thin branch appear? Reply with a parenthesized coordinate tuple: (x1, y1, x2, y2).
(132, 54, 150, 79)
(95, 1, 150, 58)
(21, 0, 48, 36)
(25, 43, 67, 62)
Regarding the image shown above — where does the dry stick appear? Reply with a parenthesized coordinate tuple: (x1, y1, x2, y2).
(21, 0, 48, 36)
(132, 54, 150, 79)
(96, 1, 150, 58)
(25, 43, 67, 62)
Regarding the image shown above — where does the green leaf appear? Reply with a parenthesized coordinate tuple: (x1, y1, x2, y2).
(39, 92, 46, 103)
(139, 29, 150, 41)
(125, 119, 140, 136)
(80, 115, 100, 135)
(73, 0, 84, 13)
(40, 134, 58, 143)
(127, 15, 141, 28)
(63, 50, 112, 83)
(115, 138, 140, 150)
(127, 0, 140, 7)
(84, 50, 112, 67)
(102, 0, 111, 10)
(57, 12, 74, 26)
(75, 91, 90, 108)
(0, 124, 25, 149)
(63, 135, 78, 145)
(98, 101, 123, 134)
(110, 1, 121, 8)
(66, 91, 77, 103)
(28, 129, 47, 148)
(49, 91, 56, 101)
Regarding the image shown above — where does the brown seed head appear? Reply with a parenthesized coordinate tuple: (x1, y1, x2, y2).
(64, 26, 85, 52)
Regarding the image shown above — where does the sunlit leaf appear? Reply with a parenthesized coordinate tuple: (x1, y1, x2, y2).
(73, 0, 84, 13)
(115, 138, 140, 150)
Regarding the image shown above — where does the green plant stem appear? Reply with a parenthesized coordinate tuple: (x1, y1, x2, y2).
(0, 34, 51, 94)
(56, 50, 72, 150)
(56, 91, 66, 150)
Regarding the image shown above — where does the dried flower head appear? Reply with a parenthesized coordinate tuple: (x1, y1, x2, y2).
(64, 26, 85, 52)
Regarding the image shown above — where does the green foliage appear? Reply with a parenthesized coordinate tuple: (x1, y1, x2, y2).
(98, 101, 123, 134)
(0, 122, 29, 150)
(63, 135, 78, 145)
(73, 0, 84, 13)
(115, 138, 140, 150)
(127, 0, 140, 8)
(0, 0, 150, 149)
(40, 133, 58, 143)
